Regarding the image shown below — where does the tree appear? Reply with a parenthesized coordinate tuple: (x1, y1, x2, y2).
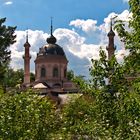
(3, 68, 35, 90)
(89, 48, 127, 93)
(114, 0, 140, 76)
(0, 89, 61, 139)
(30, 72, 35, 82)
(59, 0, 140, 139)
(88, 0, 140, 138)
(0, 18, 16, 85)
(4, 68, 24, 87)
(66, 70, 75, 80)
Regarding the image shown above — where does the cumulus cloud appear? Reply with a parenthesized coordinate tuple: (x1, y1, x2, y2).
(4, 1, 13, 5)
(107, 10, 130, 23)
(10, 30, 49, 72)
(70, 19, 98, 33)
(10, 10, 131, 77)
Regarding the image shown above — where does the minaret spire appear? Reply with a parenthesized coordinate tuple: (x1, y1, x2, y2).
(51, 17, 53, 35)
(26, 29, 29, 43)
(110, 17, 113, 31)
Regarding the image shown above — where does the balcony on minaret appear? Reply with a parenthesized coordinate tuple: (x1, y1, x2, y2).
(23, 54, 31, 59)
(106, 44, 116, 51)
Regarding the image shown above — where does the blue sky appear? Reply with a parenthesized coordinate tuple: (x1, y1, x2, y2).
(1, 0, 128, 30)
(0, 0, 130, 77)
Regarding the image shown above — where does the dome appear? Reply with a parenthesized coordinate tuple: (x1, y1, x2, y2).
(44, 44, 65, 56)
(37, 44, 66, 56)
(37, 26, 66, 57)
(41, 32, 65, 56)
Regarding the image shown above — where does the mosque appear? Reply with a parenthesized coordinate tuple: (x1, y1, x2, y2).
(22, 19, 116, 94)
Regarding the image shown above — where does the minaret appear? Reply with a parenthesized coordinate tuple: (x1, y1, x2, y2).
(23, 30, 31, 85)
(106, 18, 116, 60)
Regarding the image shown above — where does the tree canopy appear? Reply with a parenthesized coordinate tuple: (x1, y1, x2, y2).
(0, 18, 16, 85)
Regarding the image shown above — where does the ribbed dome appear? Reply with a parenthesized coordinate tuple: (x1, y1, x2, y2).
(44, 44, 65, 56)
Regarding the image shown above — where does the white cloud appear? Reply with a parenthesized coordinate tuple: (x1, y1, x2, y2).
(54, 28, 103, 61)
(4, 1, 13, 5)
(70, 19, 98, 33)
(123, 0, 129, 3)
(108, 10, 130, 22)
(68, 10, 131, 46)
(10, 30, 49, 72)
(10, 10, 131, 77)
(115, 49, 129, 63)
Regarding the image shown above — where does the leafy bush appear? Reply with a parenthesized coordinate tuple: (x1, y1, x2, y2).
(0, 89, 61, 139)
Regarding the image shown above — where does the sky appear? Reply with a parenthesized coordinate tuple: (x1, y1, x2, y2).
(0, 0, 130, 77)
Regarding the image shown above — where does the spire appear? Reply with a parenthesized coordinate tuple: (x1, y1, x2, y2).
(108, 16, 116, 37)
(24, 29, 30, 47)
(110, 17, 113, 31)
(46, 17, 57, 44)
(51, 17, 53, 35)
(26, 30, 29, 43)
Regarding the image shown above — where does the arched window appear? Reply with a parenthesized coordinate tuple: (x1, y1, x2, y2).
(53, 67, 58, 77)
(41, 67, 46, 77)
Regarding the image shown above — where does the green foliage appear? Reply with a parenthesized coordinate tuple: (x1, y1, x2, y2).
(67, 70, 75, 80)
(2, 68, 35, 92)
(57, 89, 139, 139)
(89, 49, 127, 94)
(30, 72, 35, 82)
(0, 85, 4, 95)
(90, 49, 108, 88)
(73, 75, 90, 94)
(61, 96, 96, 139)
(4, 68, 24, 88)
(0, 89, 61, 140)
(58, 1, 140, 139)
(114, 0, 140, 76)
(0, 18, 16, 85)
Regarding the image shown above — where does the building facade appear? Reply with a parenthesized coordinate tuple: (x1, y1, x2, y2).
(34, 31, 68, 88)
(23, 23, 77, 92)
(23, 19, 117, 92)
